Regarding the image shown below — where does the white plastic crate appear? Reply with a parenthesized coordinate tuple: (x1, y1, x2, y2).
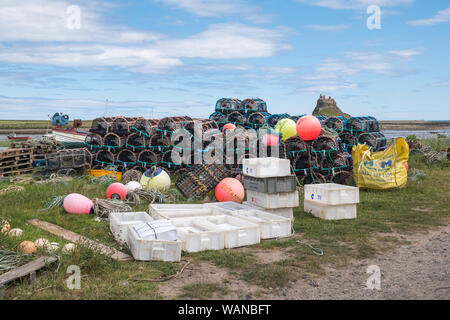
(192, 215, 260, 248)
(206, 202, 292, 238)
(170, 217, 225, 252)
(127, 225, 182, 262)
(243, 202, 294, 220)
(149, 203, 222, 220)
(109, 212, 153, 245)
(246, 190, 299, 209)
(304, 183, 359, 205)
(304, 200, 357, 220)
(133, 220, 178, 241)
(242, 157, 291, 178)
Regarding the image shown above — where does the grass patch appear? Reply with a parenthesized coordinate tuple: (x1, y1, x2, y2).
(187, 250, 256, 270)
(178, 282, 229, 299)
(0, 120, 92, 130)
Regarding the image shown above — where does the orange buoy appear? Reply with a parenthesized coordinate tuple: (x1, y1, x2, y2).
(19, 241, 37, 254)
(296, 115, 322, 141)
(106, 183, 127, 200)
(215, 178, 245, 203)
(222, 123, 236, 134)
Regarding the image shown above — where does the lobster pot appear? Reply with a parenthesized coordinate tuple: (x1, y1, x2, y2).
(116, 149, 137, 170)
(239, 98, 267, 113)
(175, 163, 233, 199)
(301, 172, 327, 185)
(311, 136, 339, 154)
(247, 112, 269, 129)
(339, 132, 356, 154)
(103, 133, 123, 153)
(257, 139, 287, 159)
(132, 119, 158, 137)
(357, 132, 387, 151)
(209, 112, 226, 126)
(160, 150, 184, 172)
(289, 114, 306, 123)
(149, 132, 172, 154)
(95, 150, 115, 168)
(126, 133, 147, 152)
(292, 152, 319, 176)
(158, 116, 192, 134)
(224, 127, 257, 157)
(46, 149, 92, 170)
(325, 117, 346, 132)
(331, 171, 354, 186)
(215, 98, 241, 114)
(226, 111, 246, 126)
(284, 136, 308, 161)
(137, 150, 158, 170)
(85, 133, 103, 152)
(183, 119, 218, 138)
(315, 115, 328, 124)
(267, 114, 291, 127)
(90, 117, 114, 136)
(112, 117, 139, 136)
(319, 151, 352, 177)
(345, 116, 380, 134)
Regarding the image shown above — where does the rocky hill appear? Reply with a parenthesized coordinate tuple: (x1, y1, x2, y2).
(312, 94, 350, 118)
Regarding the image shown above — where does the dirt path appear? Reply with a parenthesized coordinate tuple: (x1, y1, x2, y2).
(159, 225, 450, 300)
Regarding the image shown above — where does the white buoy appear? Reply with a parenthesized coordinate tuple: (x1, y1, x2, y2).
(8, 228, 23, 238)
(125, 181, 142, 193)
(34, 238, 50, 248)
(62, 243, 76, 254)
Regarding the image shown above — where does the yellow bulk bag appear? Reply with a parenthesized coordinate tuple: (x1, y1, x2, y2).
(352, 138, 409, 189)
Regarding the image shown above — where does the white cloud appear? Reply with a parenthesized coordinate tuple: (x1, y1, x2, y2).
(307, 24, 349, 31)
(296, 0, 414, 10)
(407, 7, 450, 26)
(389, 48, 423, 58)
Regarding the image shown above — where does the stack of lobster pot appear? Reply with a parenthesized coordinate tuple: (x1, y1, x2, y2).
(242, 157, 298, 220)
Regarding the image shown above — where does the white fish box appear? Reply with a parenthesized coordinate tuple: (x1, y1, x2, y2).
(109, 212, 153, 245)
(127, 224, 182, 262)
(132, 220, 178, 241)
(304, 200, 357, 220)
(242, 157, 291, 178)
(243, 202, 294, 220)
(149, 203, 222, 220)
(192, 215, 260, 249)
(205, 202, 292, 238)
(170, 217, 225, 252)
(246, 190, 299, 209)
(304, 183, 359, 205)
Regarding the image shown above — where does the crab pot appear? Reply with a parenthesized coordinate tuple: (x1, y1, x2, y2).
(331, 171, 354, 186)
(357, 132, 387, 151)
(321, 151, 351, 169)
(137, 150, 158, 169)
(209, 112, 226, 125)
(325, 116, 346, 132)
(267, 114, 291, 127)
(149, 132, 172, 154)
(133, 119, 158, 137)
(85, 133, 103, 151)
(301, 172, 327, 185)
(183, 119, 218, 137)
(160, 150, 184, 172)
(312, 136, 339, 153)
(345, 116, 380, 133)
(215, 98, 241, 114)
(126, 133, 147, 152)
(116, 149, 137, 170)
(226, 111, 246, 125)
(248, 112, 269, 129)
(103, 133, 123, 153)
(90, 117, 113, 136)
(339, 131, 356, 154)
(239, 98, 267, 113)
(175, 163, 233, 199)
(289, 114, 306, 123)
(158, 116, 192, 133)
(292, 152, 319, 174)
(46, 149, 92, 170)
(112, 116, 137, 136)
(95, 150, 115, 167)
(284, 136, 308, 161)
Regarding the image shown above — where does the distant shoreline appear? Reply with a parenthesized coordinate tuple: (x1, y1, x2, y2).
(0, 120, 449, 134)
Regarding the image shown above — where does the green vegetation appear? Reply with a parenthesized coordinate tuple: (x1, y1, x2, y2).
(0, 120, 92, 130)
(0, 137, 449, 298)
(313, 108, 346, 118)
(0, 141, 11, 148)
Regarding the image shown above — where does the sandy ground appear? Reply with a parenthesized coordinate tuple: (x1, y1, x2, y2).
(159, 224, 450, 300)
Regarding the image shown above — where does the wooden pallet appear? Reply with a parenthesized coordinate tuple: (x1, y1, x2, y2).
(0, 256, 58, 288)
(0, 148, 32, 159)
(0, 167, 33, 177)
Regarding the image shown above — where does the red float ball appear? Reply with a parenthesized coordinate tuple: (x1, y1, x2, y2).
(264, 133, 280, 146)
(215, 178, 245, 203)
(106, 183, 127, 200)
(405, 162, 409, 172)
(296, 115, 322, 141)
(222, 123, 236, 134)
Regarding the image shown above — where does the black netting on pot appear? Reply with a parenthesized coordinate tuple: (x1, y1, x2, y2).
(103, 133, 123, 153)
(239, 98, 267, 113)
(339, 131, 356, 153)
(95, 150, 115, 167)
(85, 133, 103, 152)
(325, 117, 346, 132)
(247, 112, 269, 129)
(158, 116, 192, 133)
(132, 119, 157, 138)
(357, 132, 387, 151)
(126, 133, 147, 152)
(267, 114, 290, 127)
(209, 112, 226, 125)
(345, 116, 380, 133)
(215, 98, 241, 113)
(226, 111, 246, 126)
(137, 149, 158, 169)
(90, 117, 113, 136)
(148, 132, 172, 153)
(116, 149, 137, 170)
(331, 171, 354, 186)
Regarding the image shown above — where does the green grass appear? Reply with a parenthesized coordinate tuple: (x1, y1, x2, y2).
(0, 138, 449, 298)
(0, 120, 92, 130)
(0, 141, 12, 148)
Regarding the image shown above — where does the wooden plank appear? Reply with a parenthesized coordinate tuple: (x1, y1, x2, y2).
(0, 168, 34, 177)
(27, 219, 133, 262)
(0, 256, 58, 287)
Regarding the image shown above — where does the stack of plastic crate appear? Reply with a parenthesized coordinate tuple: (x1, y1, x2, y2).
(242, 157, 298, 220)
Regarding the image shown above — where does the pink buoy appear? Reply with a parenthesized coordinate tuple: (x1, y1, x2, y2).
(296, 115, 322, 141)
(63, 193, 93, 215)
(215, 178, 245, 203)
(405, 162, 409, 172)
(106, 182, 127, 200)
(264, 133, 280, 146)
(222, 123, 236, 134)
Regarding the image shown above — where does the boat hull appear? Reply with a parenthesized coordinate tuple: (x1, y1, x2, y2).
(52, 129, 87, 149)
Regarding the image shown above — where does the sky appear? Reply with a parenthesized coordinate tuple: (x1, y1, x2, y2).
(0, 0, 449, 120)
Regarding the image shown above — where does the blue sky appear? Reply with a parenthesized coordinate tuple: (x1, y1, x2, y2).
(0, 0, 449, 120)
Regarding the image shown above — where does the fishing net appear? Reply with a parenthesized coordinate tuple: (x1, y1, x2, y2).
(121, 169, 142, 184)
(345, 116, 380, 133)
(112, 117, 139, 136)
(331, 171, 354, 185)
(339, 131, 356, 153)
(90, 117, 114, 136)
(209, 112, 226, 125)
(247, 112, 269, 129)
(357, 132, 387, 151)
(301, 172, 327, 185)
(226, 111, 246, 126)
(116, 149, 136, 170)
(158, 116, 192, 133)
(284, 136, 308, 161)
(132, 119, 158, 138)
(149, 132, 172, 153)
(267, 114, 290, 127)
(215, 98, 241, 113)
(95, 150, 115, 167)
(46, 149, 92, 170)
(325, 117, 346, 132)
(239, 98, 267, 113)
(85, 133, 103, 152)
